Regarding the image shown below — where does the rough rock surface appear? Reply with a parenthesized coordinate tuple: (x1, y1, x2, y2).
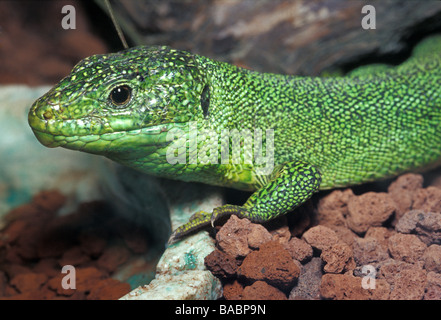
(205, 171, 441, 300)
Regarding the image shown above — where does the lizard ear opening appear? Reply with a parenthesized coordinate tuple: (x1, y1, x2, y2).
(200, 84, 210, 118)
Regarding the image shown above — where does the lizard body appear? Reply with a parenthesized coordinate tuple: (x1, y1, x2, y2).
(28, 35, 441, 243)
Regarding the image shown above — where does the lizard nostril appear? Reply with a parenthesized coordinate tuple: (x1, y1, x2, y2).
(43, 109, 54, 120)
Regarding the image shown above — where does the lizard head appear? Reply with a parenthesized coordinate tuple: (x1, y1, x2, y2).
(28, 46, 210, 158)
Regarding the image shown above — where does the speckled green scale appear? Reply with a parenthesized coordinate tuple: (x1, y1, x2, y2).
(28, 35, 441, 243)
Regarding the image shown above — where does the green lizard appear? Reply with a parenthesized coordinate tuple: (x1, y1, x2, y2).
(28, 35, 441, 244)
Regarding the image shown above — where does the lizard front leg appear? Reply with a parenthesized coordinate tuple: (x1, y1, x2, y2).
(168, 161, 321, 244)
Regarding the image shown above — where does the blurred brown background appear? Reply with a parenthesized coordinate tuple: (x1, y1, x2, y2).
(1, 0, 441, 86)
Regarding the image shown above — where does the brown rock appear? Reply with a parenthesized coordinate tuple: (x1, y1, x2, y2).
(424, 272, 441, 300)
(96, 245, 130, 273)
(423, 244, 441, 273)
(412, 186, 441, 213)
(391, 267, 427, 300)
(346, 192, 396, 234)
(58, 247, 91, 267)
(352, 236, 390, 266)
(289, 257, 323, 300)
(223, 280, 244, 300)
(32, 190, 66, 213)
(1, 219, 28, 244)
(242, 281, 287, 300)
(365, 227, 395, 248)
(320, 273, 390, 300)
(87, 278, 131, 300)
(379, 260, 426, 300)
(329, 226, 357, 246)
(388, 173, 423, 218)
(395, 210, 441, 245)
(33, 258, 60, 278)
(204, 249, 238, 280)
(2, 263, 32, 279)
(321, 242, 355, 273)
(316, 189, 354, 226)
(270, 224, 291, 245)
(388, 233, 427, 264)
(216, 215, 253, 258)
(14, 223, 44, 260)
(237, 241, 300, 290)
(302, 225, 340, 252)
(10, 272, 48, 293)
(247, 223, 272, 249)
(48, 266, 106, 296)
(79, 233, 107, 258)
(285, 237, 313, 263)
(0, 271, 7, 297)
(36, 231, 74, 259)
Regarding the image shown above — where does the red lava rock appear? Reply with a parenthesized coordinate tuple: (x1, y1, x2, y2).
(0, 271, 7, 296)
(321, 242, 355, 273)
(320, 273, 390, 300)
(5, 203, 42, 224)
(3, 286, 57, 300)
(2, 263, 33, 279)
(270, 224, 291, 245)
(423, 244, 441, 273)
(58, 247, 91, 267)
(204, 249, 238, 280)
(316, 189, 354, 226)
(36, 234, 74, 259)
(412, 186, 441, 213)
(216, 215, 253, 258)
(237, 240, 300, 291)
(387, 173, 424, 218)
(48, 266, 106, 296)
(247, 223, 272, 249)
(13, 220, 48, 260)
(395, 210, 441, 245)
(1, 190, 142, 300)
(10, 272, 48, 293)
(78, 233, 107, 258)
(86, 278, 131, 300)
(329, 226, 357, 247)
(33, 258, 60, 278)
(223, 280, 244, 300)
(302, 225, 341, 252)
(32, 190, 67, 213)
(424, 271, 441, 300)
(352, 237, 389, 265)
(96, 245, 130, 274)
(1, 219, 28, 244)
(346, 192, 396, 234)
(289, 257, 322, 300)
(285, 237, 313, 263)
(388, 233, 427, 264)
(365, 227, 395, 247)
(242, 281, 287, 300)
(378, 259, 426, 300)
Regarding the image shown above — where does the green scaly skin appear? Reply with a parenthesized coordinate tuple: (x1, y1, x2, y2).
(28, 36, 441, 244)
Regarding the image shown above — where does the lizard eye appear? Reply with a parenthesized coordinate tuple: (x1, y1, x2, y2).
(109, 85, 132, 107)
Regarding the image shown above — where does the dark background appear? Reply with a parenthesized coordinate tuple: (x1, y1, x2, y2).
(1, 0, 441, 86)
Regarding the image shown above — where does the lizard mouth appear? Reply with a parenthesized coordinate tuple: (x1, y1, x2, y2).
(28, 97, 189, 158)
(29, 122, 177, 154)
(29, 109, 188, 159)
